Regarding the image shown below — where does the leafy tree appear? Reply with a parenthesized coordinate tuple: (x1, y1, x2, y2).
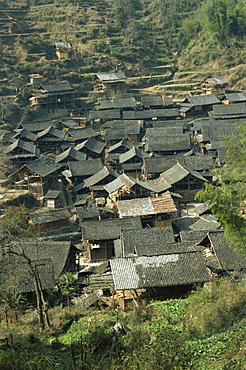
(54, 272, 75, 309)
(0, 206, 33, 244)
(195, 122, 246, 251)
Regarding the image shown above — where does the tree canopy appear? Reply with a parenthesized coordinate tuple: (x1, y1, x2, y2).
(195, 122, 246, 251)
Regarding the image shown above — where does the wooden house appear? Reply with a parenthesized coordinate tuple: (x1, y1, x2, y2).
(0, 240, 80, 299)
(10, 156, 60, 197)
(3, 139, 40, 165)
(105, 139, 134, 169)
(61, 158, 104, 187)
(197, 231, 246, 279)
(54, 41, 72, 60)
(68, 126, 100, 144)
(221, 92, 246, 105)
(13, 129, 37, 143)
(35, 126, 69, 153)
(104, 120, 142, 146)
(119, 146, 150, 179)
(123, 108, 180, 121)
(201, 76, 228, 96)
(55, 147, 87, 164)
(93, 72, 127, 97)
(98, 97, 137, 110)
(104, 172, 157, 201)
(116, 194, 178, 227)
(29, 207, 72, 230)
(75, 166, 119, 197)
(29, 82, 75, 108)
(180, 94, 220, 117)
(208, 103, 246, 119)
(74, 137, 105, 159)
(29, 73, 43, 85)
(16, 120, 58, 134)
(144, 133, 191, 156)
(43, 190, 62, 209)
(148, 163, 208, 201)
(110, 249, 210, 308)
(81, 217, 142, 261)
(140, 94, 174, 109)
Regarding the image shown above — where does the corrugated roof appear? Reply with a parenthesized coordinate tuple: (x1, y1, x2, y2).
(110, 252, 211, 290)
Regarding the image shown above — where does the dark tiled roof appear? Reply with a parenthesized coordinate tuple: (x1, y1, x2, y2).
(144, 156, 185, 174)
(184, 94, 220, 106)
(203, 77, 228, 86)
(3, 139, 38, 155)
(55, 148, 87, 163)
(110, 252, 210, 290)
(44, 190, 61, 199)
(199, 122, 238, 142)
(83, 166, 118, 188)
(75, 206, 100, 220)
(107, 139, 134, 153)
(145, 134, 191, 152)
(0, 240, 71, 293)
(121, 226, 175, 256)
(184, 155, 215, 171)
(119, 147, 150, 164)
(13, 129, 37, 142)
(104, 173, 155, 194)
(13, 156, 60, 177)
(30, 208, 72, 225)
(82, 217, 142, 240)
(89, 109, 121, 120)
(211, 103, 246, 116)
(18, 120, 57, 133)
(75, 137, 105, 154)
(99, 97, 137, 109)
(36, 126, 67, 140)
(123, 108, 179, 120)
(144, 126, 184, 137)
(140, 95, 173, 107)
(68, 127, 99, 140)
(104, 128, 125, 141)
(189, 215, 220, 231)
(152, 120, 188, 129)
(222, 93, 246, 103)
(172, 217, 196, 232)
(180, 230, 208, 243)
(67, 158, 103, 177)
(38, 81, 75, 93)
(200, 231, 246, 270)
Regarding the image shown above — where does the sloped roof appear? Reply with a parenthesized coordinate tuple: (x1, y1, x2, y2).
(104, 128, 125, 141)
(119, 146, 150, 164)
(184, 94, 220, 106)
(29, 208, 72, 225)
(121, 225, 175, 256)
(36, 126, 67, 140)
(144, 156, 185, 174)
(75, 137, 105, 154)
(11, 156, 60, 177)
(3, 139, 38, 155)
(184, 155, 215, 171)
(104, 172, 155, 194)
(66, 158, 103, 177)
(148, 163, 207, 193)
(81, 217, 142, 240)
(123, 108, 179, 120)
(202, 76, 228, 86)
(110, 252, 210, 290)
(38, 81, 75, 93)
(68, 127, 99, 140)
(152, 120, 188, 129)
(145, 134, 191, 152)
(117, 194, 177, 218)
(13, 129, 37, 142)
(55, 147, 87, 163)
(199, 231, 246, 271)
(99, 97, 137, 109)
(44, 190, 61, 199)
(0, 240, 71, 293)
(222, 92, 246, 103)
(189, 215, 220, 231)
(107, 139, 134, 153)
(96, 72, 127, 82)
(89, 109, 121, 120)
(144, 126, 184, 138)
(83, 166, 118, 188)
(211, 103, 246, 116)
(140, 94, 173, 107)
(199, 122, 238, 142)
(180, 230, 208, 243)
(17, 120, 57, 133)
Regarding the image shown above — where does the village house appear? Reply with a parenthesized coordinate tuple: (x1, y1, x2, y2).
(148, 162, 208, 201)
(35, 126, 69, 153)
(180, 94, 220, 117)
(105, 139, 134, 170)
(29, 207, 72, 230)
(208, 102, 246, 119)
(74, 137, 105, 159)
(118, 146, 150, 179)
(98, 97, 137, 110)
(10, 156, 61, 197)
(104, 172, 157, 201)
(140, 94, 174, 109)
(197, 231, 246, 280)
(29, 81, 76, 109)
(3, 139, 40, 166)
(103, 120, 142, 146)
(201, 76, 228, 96)
(144, 133, 191, 156)
(55, 147, 87, 164)
(13, 129, 37, 143)
(116, 194, 178, 227)
(43, 190, 62, 209)
(81, 216, 142, 261)
(110, 248, 211, 308)
(93, 72, 127, 97)
(221, 92, 246, 104)
(54, 41, 72, 60)
(123, 108, 180, 121)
